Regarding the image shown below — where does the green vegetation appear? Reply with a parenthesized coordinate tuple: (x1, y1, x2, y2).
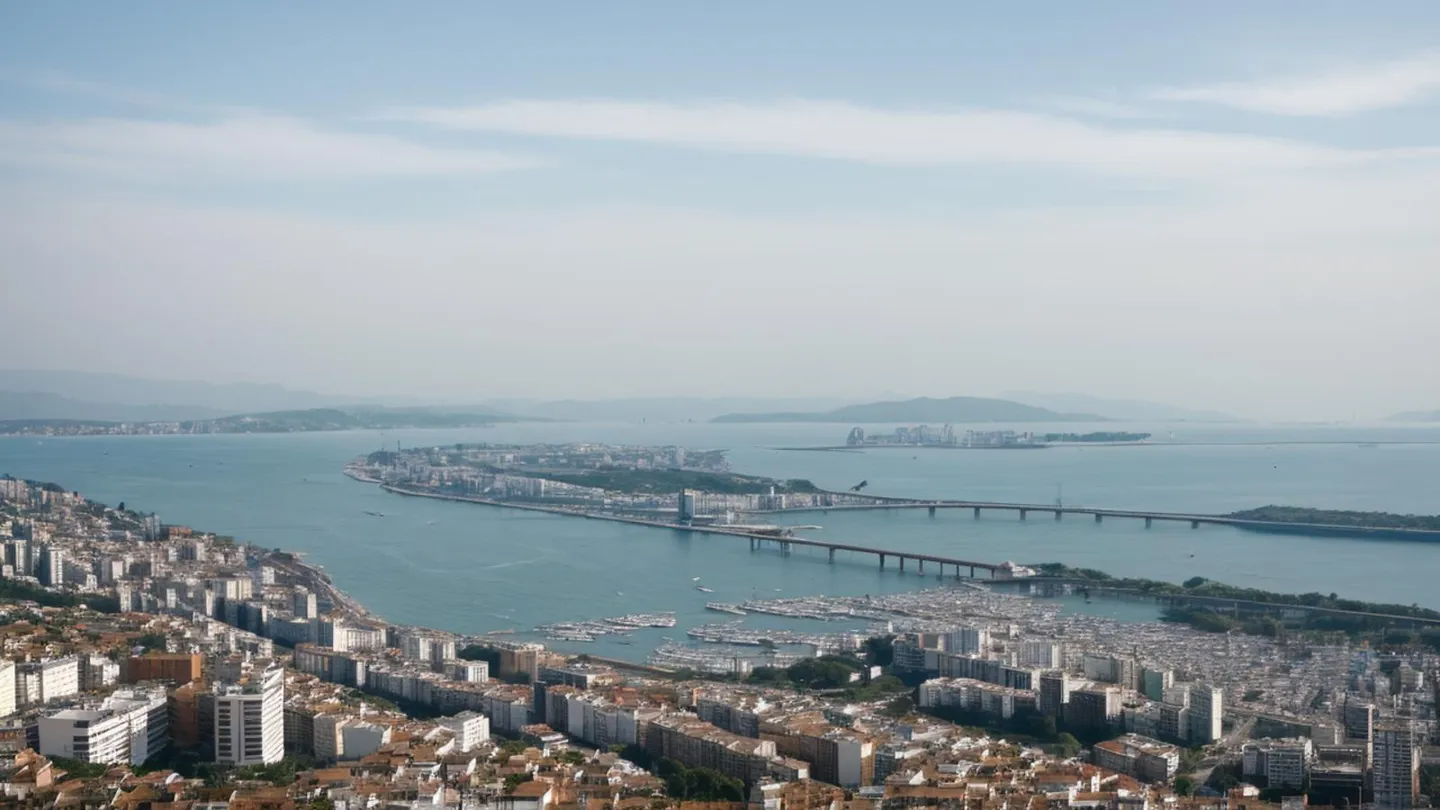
(656, 758, 745, 802)
(0, 578, 120, 613)
(922, 705, 1090, 754)
(503, 773, 534, 794)
(49, 756, 110, 780)
(520, 467, 820, 496)
(1227, 505, 1440, 531)
(1035, 563, 1440, 621)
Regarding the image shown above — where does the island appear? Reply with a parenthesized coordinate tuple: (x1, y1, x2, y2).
(1226, 505, 1440, 532)
(712, 395, 1105, 423)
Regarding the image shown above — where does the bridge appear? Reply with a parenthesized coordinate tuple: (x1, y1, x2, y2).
(740, 532, 1004, 577)
(753, 500, 1440, 539)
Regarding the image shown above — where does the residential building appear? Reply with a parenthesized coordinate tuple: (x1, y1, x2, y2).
(1068, 687, 1121, 732)
(1039, 670, 1070, 719)
(646, 714, 776, 786)
(1187, 683, 1223, 744)
(1373, 724, 1420, 810)
(213, 664, 284, 765)
(37, 687, 168, 765)
(440, 711, 490, 752)
(122, 653, 202, 685)
(945, 627, 990, 655)
(1017, 641, 1062, 669)
(1091, 733, 1180, 783)
(1241, 738, 1313, 791)
(15, 657, 80, 707)
(1140, 667, 1173, 702)
(0, 661, 14, 718)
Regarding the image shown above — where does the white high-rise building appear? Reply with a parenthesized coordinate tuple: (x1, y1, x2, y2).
(214, 664, 285, 765)
(0, 661, 15, 718)
(440, 711, 491, 752)
(38, 687, 168, 765)
(1373, 724, 1420, 810)
(1187, 683, 1223, 744)
(1017, 641, 1062, 669)
(946, 627, 990, 655)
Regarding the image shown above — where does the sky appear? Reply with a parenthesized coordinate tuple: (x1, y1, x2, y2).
(1, 3, 1438, 420)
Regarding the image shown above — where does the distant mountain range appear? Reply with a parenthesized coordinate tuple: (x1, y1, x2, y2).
(480, 396, 859, 423)
(0, 390, 231, 423)
(1388, 410, 1440, 422)
(0, 369, 398, 420)
(712, 396, 1105, 424)
(1001, 391, 1240, 422)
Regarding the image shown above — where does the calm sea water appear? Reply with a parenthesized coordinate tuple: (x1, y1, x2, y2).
(3, 422, 1438, 659)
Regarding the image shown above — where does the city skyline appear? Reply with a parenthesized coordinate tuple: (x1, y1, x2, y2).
(3, 3, 1439, 420)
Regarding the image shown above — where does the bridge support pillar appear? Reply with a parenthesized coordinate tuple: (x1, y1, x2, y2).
(879, 554, 885, 569)
(899, 557, 906, 572)
(928, 506, 936, 517)
(1054, 510, 1062, 521)
(1191, 520, 1200, 529)
(973, 506, 980, 518)
(1095, 513, 1103, 524)
(918, 559, 924, 573)
(969, 565, 975, 578)
(1145, 517, 1152, 529)
(749, 537, 755, 550)
(828, 548, 835, 563)
(783, 542, 791, 556)
(1019, 509, 1028, 521)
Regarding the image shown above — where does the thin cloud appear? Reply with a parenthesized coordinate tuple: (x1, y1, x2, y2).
(1153, 53, 1440, 116)
(0, 113, 543, 181)
(374, 98, 1431, 178)
(0, 70, 192, 111)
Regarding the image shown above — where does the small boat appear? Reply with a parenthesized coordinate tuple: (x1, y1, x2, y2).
(696, 585, 714, 593)
(363, 511, 385, 518)
(692, 577, 701, 581)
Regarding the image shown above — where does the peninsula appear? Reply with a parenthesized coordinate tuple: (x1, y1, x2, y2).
(0, 405, 530, 436)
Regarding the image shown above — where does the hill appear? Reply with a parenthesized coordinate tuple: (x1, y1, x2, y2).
(483, 396, 856, 423)
(712, 396, 1103, 423)
(1387, 410, 1440, 422)
(0, 390, 230, 422)
(0, 369, 396, 413)
(1001, 391, 1239, 422)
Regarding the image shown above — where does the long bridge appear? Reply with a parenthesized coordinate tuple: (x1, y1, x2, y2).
(740, 533, 1004, 578)
(755, 500, 1440, 539)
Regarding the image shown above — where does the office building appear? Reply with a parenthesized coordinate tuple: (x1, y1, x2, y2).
(214, 664, 284, 765)
(1373, 724, 1420, 810)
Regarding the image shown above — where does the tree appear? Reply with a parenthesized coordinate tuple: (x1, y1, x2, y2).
(1174, 775, 1195, 796)
(863, 635, 895, 668)
(1054, 733, 1081, 759)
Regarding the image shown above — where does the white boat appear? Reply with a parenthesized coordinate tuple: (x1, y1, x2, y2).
(696, 585, 714, 593)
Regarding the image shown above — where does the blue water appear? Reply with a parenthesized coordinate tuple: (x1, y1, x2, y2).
(3, 422, 1439, 659)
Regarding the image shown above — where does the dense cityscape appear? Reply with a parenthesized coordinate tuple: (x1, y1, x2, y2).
(2, 453, 1437, 810)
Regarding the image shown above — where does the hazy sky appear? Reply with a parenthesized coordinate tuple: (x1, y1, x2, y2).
(2, 3, 1438, 420)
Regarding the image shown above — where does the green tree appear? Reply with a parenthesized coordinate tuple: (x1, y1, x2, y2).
(1174, 775, 1195, 796)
